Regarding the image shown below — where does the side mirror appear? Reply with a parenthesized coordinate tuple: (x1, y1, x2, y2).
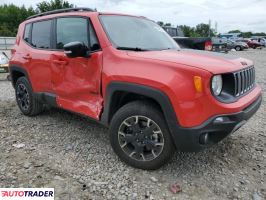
(63, 41, 89, 58)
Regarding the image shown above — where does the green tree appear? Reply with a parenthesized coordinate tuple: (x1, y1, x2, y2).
(157, 21, 164, 27)
(0, 4, 37, 36)
(228, 30, 241, 33)
(157, 21, 172, 27)
(253, 32, 266, 36)
(242, 32, 252, 38)
(195, 23, 215, 37)
(37, 0, 74, 12)
(179, 25, 196, 37)
(227, 30, 266, 38)
(0, 1, 75, 36)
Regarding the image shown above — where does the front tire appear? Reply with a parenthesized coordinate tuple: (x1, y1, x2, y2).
(109, 101, 175, 170)
(15, 77, 43, 116)
(235, 46, 241, 51)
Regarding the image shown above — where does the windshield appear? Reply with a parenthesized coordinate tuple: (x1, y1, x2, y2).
(100, 15, 180, 51)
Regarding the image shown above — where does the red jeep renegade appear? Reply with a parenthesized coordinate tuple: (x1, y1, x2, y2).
(10, 8, 262, 169)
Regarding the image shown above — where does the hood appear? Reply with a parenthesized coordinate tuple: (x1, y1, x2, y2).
(127, 49, 252, 74)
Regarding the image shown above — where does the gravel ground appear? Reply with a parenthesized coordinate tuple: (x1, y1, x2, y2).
(0, 49, 265, 200)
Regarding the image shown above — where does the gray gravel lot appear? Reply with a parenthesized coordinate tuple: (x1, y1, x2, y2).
(0, 49, 265, 200)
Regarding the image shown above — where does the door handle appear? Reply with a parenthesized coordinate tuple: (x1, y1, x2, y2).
(52, 60, 68, 65)
(22, 54, 32, 60)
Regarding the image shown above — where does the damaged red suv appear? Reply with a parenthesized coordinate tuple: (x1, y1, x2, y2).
(9, 8, 262, 169)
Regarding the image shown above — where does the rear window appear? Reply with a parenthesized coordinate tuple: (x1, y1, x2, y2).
(31, 20, 52, 49)
(23, 24, 31, 43)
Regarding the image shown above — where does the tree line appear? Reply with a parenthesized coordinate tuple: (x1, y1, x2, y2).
(158, 21, 266, 38)
(0, 0, 73, 37)
(0, 1, 265, 38)
(227, 30, 266, 38)
(158, 21, 216, 37)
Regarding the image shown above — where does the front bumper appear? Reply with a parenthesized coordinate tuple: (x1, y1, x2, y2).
(172, 94, 262, 152)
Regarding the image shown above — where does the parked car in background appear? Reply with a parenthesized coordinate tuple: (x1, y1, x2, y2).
(219, 33, 242, 40)
(163, 26, 213, 51)
(226, 39, 248, 51)
(211, 37, 228, 53)
(0, 52, 9, 73)
(236, 39, 262, 49)
(172, 36, 213, 51)
(251, 38, 266, 47)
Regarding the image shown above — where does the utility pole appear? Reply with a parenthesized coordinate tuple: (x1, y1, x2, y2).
(215, 21, 218, 36)
(208, 19, 211, 37)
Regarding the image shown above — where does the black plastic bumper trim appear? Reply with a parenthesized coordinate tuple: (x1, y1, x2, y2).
(172, 94, 262, 152)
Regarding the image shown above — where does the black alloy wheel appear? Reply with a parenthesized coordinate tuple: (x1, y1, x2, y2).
(15, 77, 43, 116)
(118, 115, 164, 162)
(16, 83, 30, 111)
(109, 101, 175, 170)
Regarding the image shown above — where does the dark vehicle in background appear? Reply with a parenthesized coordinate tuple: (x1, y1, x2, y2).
(251, 38, 266, 47)
(236, 39, 262, 49)
(163, 26, 212, 51)
(211, 38, 228, 53)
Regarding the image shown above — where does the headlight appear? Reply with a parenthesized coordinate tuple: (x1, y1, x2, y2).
(211, 75, 223, 96)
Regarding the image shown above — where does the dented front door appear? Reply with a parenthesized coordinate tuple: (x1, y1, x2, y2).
(51, 17, 103, 120)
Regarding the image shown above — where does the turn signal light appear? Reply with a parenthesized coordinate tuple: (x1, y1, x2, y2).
(194, 76, 203, 92)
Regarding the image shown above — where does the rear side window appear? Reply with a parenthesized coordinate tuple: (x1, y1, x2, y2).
(23, 24, 31, 43)
(56, 17, 88, 49)
(31, 20, 52, 49)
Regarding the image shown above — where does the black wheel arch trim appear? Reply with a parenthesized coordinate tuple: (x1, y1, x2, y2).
(100, 82, 262, 152)
(9, 64, 31, 88)
(34, 92, 57, 107)
(100, 82, 180, 143)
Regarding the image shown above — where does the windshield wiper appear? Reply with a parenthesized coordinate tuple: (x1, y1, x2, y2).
(116, 46, 149, 51)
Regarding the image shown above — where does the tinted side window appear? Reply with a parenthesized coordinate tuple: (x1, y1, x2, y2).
(31, 20, 52, 49)
(23, 24, 31, 43)
(56, 17, 88, 49)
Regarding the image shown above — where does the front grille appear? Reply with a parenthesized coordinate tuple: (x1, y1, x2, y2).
(233, 66, 255, 97)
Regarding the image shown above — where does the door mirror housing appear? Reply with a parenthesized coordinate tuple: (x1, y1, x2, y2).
(63, 41, 90, 58)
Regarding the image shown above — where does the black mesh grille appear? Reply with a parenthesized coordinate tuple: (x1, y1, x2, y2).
(233, 66, 255, 97)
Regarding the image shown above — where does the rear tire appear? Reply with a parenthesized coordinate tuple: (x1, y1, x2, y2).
(7, 75, 11, 81)
(109, 101, 175, 170)
(15, 77, 43, 116)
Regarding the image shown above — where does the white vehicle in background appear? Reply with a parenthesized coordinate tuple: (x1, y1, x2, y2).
(0, 52, 10, 80)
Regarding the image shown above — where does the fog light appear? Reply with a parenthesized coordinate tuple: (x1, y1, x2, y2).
(214, 117, 225, 123)
(214, 116, 229, 123)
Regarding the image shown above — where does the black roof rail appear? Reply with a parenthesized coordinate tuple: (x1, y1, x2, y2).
(27, 7, 96, 20)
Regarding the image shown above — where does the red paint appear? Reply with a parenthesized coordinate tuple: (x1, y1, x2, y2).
(10, 12, 262, 127)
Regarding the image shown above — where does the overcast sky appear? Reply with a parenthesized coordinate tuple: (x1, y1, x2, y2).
(2, 0, 266, 33)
